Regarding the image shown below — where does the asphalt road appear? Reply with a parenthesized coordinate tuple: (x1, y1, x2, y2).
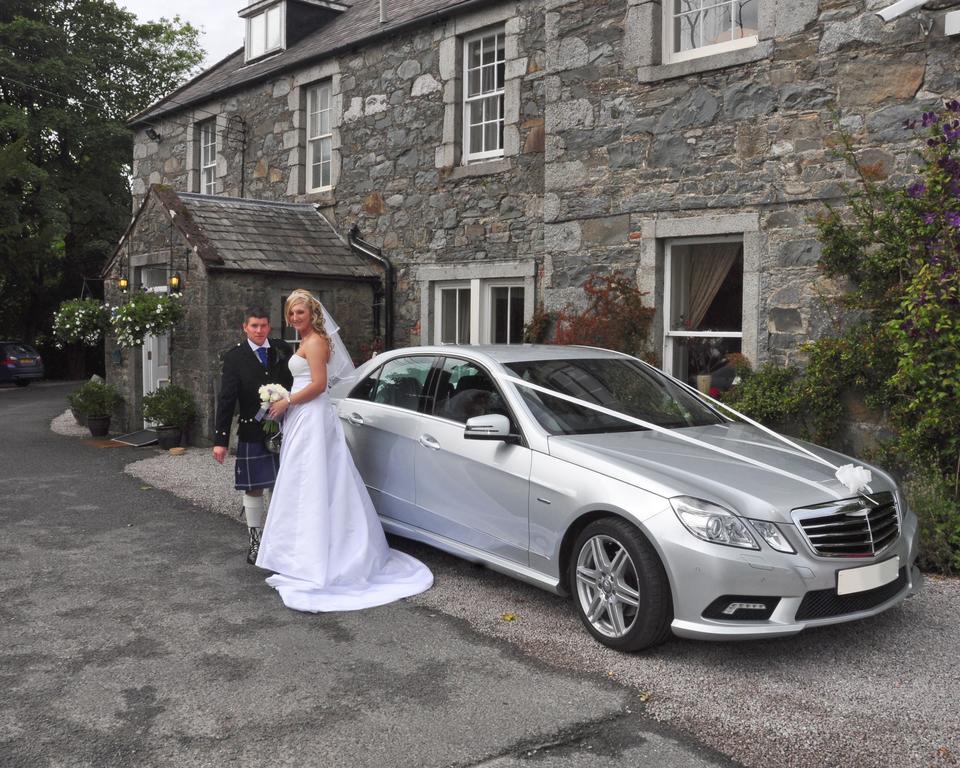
(0, 382, 731, 768)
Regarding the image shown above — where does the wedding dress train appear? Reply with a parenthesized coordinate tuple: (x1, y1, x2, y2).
(256, 353, 433, 611)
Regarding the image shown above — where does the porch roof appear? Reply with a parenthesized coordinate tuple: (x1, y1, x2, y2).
(154, 186, 380, 279)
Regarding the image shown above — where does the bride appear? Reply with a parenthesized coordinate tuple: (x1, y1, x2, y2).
(255, 289, 433, 611)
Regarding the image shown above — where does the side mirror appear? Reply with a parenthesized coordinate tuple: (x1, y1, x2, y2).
(464, 414, 516, 441)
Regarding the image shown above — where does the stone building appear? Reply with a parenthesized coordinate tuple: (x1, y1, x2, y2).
(110, 0, 960, 441)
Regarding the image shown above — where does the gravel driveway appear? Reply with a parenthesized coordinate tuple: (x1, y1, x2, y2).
(71, 412, 957, 768)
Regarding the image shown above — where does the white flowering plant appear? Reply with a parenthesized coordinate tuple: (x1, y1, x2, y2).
(257, 383, 290, 434)
(109, 292, 185, 348)
(52, 298, 109, 348)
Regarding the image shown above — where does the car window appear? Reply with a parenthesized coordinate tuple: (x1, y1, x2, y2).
(433, 358, 513, 427)
(369, 356, 435, 412)
(3, 343, 36, 356)
(348, 365, 381, 402)
(505, 357, 725, 435)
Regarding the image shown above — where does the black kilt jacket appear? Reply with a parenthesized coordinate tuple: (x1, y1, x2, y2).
(214, 339, 294, 448)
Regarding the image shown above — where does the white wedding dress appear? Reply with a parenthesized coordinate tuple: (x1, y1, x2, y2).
(256, 353, 433, 612)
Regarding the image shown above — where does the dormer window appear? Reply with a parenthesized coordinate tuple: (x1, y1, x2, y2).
(240, 1, 347, 65)
(243, 1, 285, 62)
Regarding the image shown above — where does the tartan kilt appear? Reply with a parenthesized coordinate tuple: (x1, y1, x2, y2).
(234, 440, 280, 491)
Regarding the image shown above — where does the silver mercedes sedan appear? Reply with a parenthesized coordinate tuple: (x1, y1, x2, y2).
(330, 345, 922, 651)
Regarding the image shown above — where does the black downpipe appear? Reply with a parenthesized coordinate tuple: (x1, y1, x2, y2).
(349, 227, 394, 351)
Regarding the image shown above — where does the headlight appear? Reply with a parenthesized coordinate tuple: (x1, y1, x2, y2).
(749, 520, 795, 553)
(670, 496, 759, 550)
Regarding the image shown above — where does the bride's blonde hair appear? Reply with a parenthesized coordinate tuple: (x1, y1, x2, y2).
(284, 289, 331, 346)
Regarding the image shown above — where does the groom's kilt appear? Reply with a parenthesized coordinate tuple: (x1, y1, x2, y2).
(234, 440, 280, 491)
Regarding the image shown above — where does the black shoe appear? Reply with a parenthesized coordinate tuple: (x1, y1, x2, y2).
(246, 527, 262, 565)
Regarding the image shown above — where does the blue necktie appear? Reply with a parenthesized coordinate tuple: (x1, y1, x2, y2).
(256, 347, 268, 366)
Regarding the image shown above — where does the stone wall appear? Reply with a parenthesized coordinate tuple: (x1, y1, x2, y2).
(129, 0, 960, 364)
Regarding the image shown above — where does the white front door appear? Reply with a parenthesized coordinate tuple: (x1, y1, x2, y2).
(140, 270, 171, 427)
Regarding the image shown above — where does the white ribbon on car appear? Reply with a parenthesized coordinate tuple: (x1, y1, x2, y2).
(502, 371, 873, 499)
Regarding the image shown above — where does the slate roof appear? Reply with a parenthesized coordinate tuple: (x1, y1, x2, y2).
(129, 0, 482, 126)
(107, 186, 380, 280)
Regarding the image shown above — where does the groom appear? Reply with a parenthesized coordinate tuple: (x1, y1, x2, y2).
(212, 306, 294, 564)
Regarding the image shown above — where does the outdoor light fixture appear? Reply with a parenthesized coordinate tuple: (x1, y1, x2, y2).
(145, 127, 161, 142)
(168, 272, 182, 292)
(118, 274, 129, 291)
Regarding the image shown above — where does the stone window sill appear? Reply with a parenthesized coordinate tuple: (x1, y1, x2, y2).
(303, 189, 336, 207)
(638, 40, 773, 83)
(445, 158, 512, 181)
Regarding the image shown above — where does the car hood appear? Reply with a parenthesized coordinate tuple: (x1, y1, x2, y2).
(547, 422, 897, 522)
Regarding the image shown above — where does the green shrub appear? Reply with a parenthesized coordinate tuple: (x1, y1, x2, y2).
(723, 362, 801, 430)
(142, 384, 197, 429)
(70, 380, 123, 417)
(904, 472, 960, 576)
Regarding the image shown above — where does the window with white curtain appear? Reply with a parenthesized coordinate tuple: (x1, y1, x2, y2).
(199, 120, 216, 195)
(462, 29, 505, 164)
(662, 237, 744, 393)
(306, 81, 332, 191)
(664, 0, 759, 64)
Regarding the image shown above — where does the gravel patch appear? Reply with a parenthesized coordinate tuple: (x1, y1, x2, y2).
(121, 446, 960, 768)
(50, 409, 89, 438)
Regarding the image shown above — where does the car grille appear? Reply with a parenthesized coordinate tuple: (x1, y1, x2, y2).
(791, 491, 899, 558)
(795, 567, 907, 621)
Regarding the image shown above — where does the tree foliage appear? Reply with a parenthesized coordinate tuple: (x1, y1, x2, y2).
(0, 0, 202, 359)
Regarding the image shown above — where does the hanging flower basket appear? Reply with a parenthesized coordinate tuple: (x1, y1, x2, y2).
(52, 298, 109, 348)
(110, 292, 185, 348)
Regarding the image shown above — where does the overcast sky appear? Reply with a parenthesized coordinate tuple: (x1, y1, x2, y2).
(116, 1, 246, 68)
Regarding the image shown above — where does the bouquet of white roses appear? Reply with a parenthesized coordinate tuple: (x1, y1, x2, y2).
(256, 383, 290, 434)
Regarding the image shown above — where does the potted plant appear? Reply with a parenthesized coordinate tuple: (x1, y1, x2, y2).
(52, 298, 109, 348)
(109, 292, 185, 348)
(66, 389, 87, 426)
(71, 380, 124, 437)
(142, 383, 197, 449)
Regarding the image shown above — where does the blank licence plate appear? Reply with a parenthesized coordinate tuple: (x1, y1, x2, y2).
(837, 556, 900, 595)
(20, 358, 33, 365)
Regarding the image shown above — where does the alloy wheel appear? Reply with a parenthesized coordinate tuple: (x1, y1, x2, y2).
(575, 534, 641, 638)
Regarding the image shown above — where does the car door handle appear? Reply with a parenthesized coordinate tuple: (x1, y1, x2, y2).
(347, 413, 364, 426)
(418, 434, 440, 450)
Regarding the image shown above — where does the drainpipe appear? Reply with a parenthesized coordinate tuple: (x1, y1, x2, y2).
(380, 0, 387, 23)
(349, 226, 394, 351)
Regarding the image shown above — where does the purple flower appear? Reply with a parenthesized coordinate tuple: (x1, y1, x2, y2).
(946, 212, 960, 229)
(922, 212, 937, 225)
(947, 100, 960, 114)
(922, 111, 939, 127)
(944, 123, 960, 143)
(907, 182, 926, 198)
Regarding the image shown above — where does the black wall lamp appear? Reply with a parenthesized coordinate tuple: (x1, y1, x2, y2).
(168, 272, 183, 292)
(145, 127, 161, 142)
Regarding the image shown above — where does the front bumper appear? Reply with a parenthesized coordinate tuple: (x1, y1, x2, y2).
(643, 504, 921, 642)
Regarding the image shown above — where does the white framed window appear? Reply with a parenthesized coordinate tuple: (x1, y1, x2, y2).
(462, 29, 505, 164)
(433, 279, 526, 345)
(199, 120, 216, 195)
(662, 236, 744, 394)
(306, 82, 333, 191)
(436, 283, 472, 345)
(487, 283, 525, 344)
(246, 3, 284, 62)
(663, 0, 759, 64)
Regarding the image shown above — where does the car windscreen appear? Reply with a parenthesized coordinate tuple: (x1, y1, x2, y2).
(2, 343, 37, 357)
(504, 357, 725, 435)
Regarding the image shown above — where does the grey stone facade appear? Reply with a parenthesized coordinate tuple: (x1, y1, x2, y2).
(126, 0, 960, 375)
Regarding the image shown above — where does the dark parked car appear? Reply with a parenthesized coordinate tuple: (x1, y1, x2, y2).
(0, 342, 44, 386)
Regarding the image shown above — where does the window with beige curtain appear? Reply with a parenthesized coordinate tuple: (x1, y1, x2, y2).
(664, 239, 744, 391)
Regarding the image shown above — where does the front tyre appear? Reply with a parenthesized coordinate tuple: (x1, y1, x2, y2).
(569, 517, 673, 652)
